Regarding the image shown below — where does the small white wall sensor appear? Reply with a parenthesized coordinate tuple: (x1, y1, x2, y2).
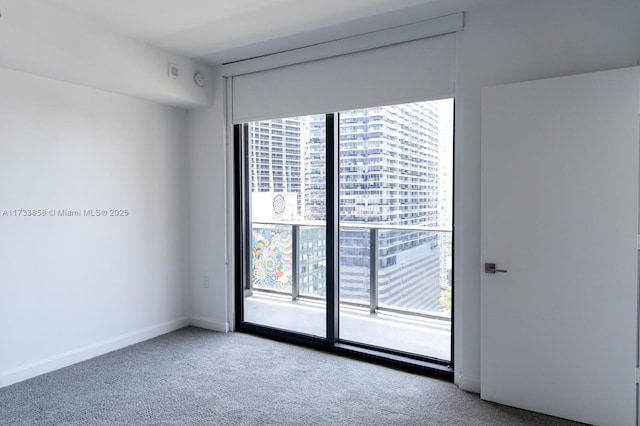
(168, 63, 179, 79)
(194, 72, 206, 87)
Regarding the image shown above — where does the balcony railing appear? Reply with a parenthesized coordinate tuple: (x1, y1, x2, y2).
(250, 220, 452, 320)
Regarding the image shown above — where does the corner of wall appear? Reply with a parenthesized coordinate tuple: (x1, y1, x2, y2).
(190, 316, 230, 333)
(186, 66, 229, 332)
(0, 318, 189, 389)
(457, 374, 481, 394)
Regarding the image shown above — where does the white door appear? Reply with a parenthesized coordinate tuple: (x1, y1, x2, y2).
(480, 67, 640, 425)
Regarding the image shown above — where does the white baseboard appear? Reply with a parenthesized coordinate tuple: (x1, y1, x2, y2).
(190, 316, 229, 332)
(0, 317, 190, 389)
(458, 374, 481, 394)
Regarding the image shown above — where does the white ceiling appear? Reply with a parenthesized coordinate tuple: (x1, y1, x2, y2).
(39, 0, 507, 64)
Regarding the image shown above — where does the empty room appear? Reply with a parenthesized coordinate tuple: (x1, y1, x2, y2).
(1, 0, 640, 424)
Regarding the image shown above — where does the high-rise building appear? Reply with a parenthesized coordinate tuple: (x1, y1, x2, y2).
(303, 115, 326, 221)
(299, 103, 448, 313)
(334, 103, 445, 313)
(249, 118, 303, 205)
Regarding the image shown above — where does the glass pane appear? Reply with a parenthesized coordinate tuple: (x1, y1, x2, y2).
(243, 115, 327, 338)
(338, 227, 370, 304)
(338, 99, 453, 360)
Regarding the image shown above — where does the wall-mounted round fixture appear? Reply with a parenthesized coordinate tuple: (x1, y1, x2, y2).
(194, 72, 206, 88)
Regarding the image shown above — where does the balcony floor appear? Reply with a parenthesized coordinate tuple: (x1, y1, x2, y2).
(244, 291, 451, 361)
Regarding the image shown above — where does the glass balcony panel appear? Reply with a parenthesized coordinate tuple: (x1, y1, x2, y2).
(298, 226, 327, 299)
(245, 223, 327, 338)
(338, 226, 451, 360)
(251, 224, 294, 295)
(339, 227, 371, 305)
(376, 230, 451, 317)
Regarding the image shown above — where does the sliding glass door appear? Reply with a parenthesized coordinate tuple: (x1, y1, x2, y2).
(240, 115, 327, 338)
(337, 100, 453, 360)
(236, 99, 453, 364)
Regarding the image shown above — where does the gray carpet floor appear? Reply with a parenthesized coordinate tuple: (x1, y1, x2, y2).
(0, 327, 585, 425)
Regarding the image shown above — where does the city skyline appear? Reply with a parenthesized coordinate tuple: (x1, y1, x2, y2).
(248, 99, 453, 316)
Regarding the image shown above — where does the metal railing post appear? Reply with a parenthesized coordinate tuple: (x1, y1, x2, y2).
(370, 228, 379, 314)
(292, 224, 300, 301)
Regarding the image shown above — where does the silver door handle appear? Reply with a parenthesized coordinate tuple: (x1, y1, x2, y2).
(485, 263, 507, 273)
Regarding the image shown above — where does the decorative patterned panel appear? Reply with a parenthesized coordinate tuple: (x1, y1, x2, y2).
(251, 227, 293, 292)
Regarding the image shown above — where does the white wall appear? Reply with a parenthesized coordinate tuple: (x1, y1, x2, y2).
(0, 0, 214, 109)
(187, 66, 230, 332)
(187, 0, 640, 393)
(0, 67, 191, 387)
(455, 0, 640, 392)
